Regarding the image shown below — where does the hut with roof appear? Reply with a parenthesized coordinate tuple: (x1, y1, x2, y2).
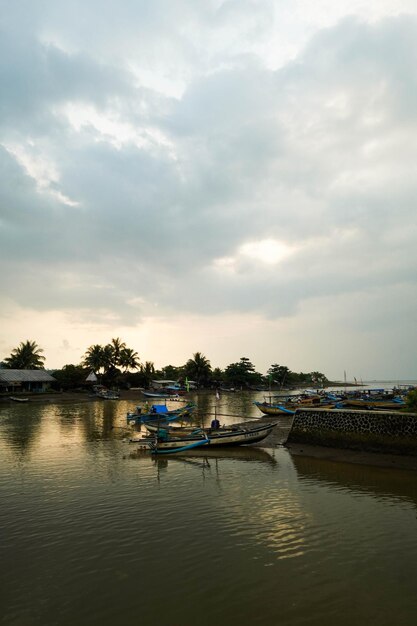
(0, 369, 56, 394)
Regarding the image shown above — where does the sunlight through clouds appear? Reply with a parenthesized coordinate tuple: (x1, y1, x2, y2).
(1, 0, 417, 377)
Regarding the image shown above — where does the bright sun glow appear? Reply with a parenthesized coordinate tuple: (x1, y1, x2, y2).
(239, 239, 296, 264)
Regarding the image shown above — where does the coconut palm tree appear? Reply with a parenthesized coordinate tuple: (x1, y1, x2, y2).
(119, 348, 140, 372)
(4, 340, 46, 369)
(184, 352, 212, 388)
(108, 337, 126, 366)
(82, 344, 106, 374)
(140, 361, 155, 389)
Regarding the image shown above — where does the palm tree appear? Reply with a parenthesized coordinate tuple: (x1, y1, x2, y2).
(109, 337, 126, 366)
(119, 348, 140, 372)
(140, 361, 155, 389)
(184, 352, 212, 388)
(82, 344, 106, 374)
(4, 340, 46, 369)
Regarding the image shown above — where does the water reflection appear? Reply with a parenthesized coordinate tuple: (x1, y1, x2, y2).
(2, 396, 417, 626)
(292, 454, 417, 507)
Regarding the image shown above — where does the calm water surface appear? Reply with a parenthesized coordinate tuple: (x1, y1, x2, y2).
(1, 392, 417, 626)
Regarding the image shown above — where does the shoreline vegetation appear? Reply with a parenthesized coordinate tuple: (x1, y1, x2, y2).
(1, 339, 334, 391)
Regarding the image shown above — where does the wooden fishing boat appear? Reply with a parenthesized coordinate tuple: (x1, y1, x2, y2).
(343, 398, 405, 410)
(9, 396, 29, 403)
(255, 394, 336, 416)
(127, 402, 195, 423)
(129, 421, 277, 452)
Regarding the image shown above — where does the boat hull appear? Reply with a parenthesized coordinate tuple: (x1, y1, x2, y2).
(130, 422, 277, 451)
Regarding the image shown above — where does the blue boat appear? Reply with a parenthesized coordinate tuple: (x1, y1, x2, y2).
(127, 402, 195, 423)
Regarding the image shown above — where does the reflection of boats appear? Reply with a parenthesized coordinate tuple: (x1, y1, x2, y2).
(9, 396, 29, 402)
(129, 421, 278, 453)
(128, 444, 278, 465)
(127, 403, 195, 423)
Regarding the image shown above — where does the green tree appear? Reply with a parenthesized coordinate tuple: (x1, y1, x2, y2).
(160, 364, 183, 381)
(52, 364, 87, 391)
(140, 361, 156, 389)
(224, 357, 262, 388)
(3, 340, 46, 369)
(184, 352, 212, 388)
(211, 367, 224, 386)
(406, 389, 417, 412)
(267, 364, 291, 388)
(309, 371, 328, 387)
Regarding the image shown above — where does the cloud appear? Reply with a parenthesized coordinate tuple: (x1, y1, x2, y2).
(0, 2, 417, 375)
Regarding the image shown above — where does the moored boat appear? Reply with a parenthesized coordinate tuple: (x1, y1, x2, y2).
(129, 421, 277, 452)
(127, 402, 195, 423)
(95, 389, 120, 399)
(141, 390, 171, 399)
(254, 394, 336, 416)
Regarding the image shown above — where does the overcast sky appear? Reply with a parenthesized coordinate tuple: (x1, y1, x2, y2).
(1, 0, 417, 380)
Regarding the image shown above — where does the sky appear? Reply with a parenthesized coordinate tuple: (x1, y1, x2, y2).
(1, 0, 417, 380)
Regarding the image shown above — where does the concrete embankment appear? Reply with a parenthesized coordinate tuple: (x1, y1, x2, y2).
(287, 407, 417, 456)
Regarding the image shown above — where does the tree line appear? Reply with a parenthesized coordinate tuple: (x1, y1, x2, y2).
(0, 338, 329, 390)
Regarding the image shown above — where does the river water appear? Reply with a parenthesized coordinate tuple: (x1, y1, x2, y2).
(1, 390, 417, 626)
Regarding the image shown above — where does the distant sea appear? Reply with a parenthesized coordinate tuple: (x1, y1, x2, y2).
(330, 380, 417, 390)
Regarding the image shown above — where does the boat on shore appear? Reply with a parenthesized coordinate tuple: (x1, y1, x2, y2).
(129, 421, 277, 453)
(9, 396, 29, 403)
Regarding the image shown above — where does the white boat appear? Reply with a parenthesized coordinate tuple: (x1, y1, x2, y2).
(9, 396, 29, 403)
(96, 390, 120, 399)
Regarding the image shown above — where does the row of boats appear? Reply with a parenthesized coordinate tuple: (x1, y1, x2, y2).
(125, 385, 413, 455)
(254, 388, 408, 416)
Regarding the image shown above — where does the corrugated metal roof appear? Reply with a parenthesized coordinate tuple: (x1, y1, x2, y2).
(0, 369, 56, 383)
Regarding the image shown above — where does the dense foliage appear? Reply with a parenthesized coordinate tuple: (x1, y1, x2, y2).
(1, 338, 329, 391)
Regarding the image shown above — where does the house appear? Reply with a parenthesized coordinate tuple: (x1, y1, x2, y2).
(151, 379, 197, 391)
(0, 369, 56, 393)
(151, 379, 179, 391)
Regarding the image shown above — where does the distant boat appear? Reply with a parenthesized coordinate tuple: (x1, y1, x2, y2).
(95, 390, 120, 399)
(9, 396, 29, 403)
(142, 390, 171, 399)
